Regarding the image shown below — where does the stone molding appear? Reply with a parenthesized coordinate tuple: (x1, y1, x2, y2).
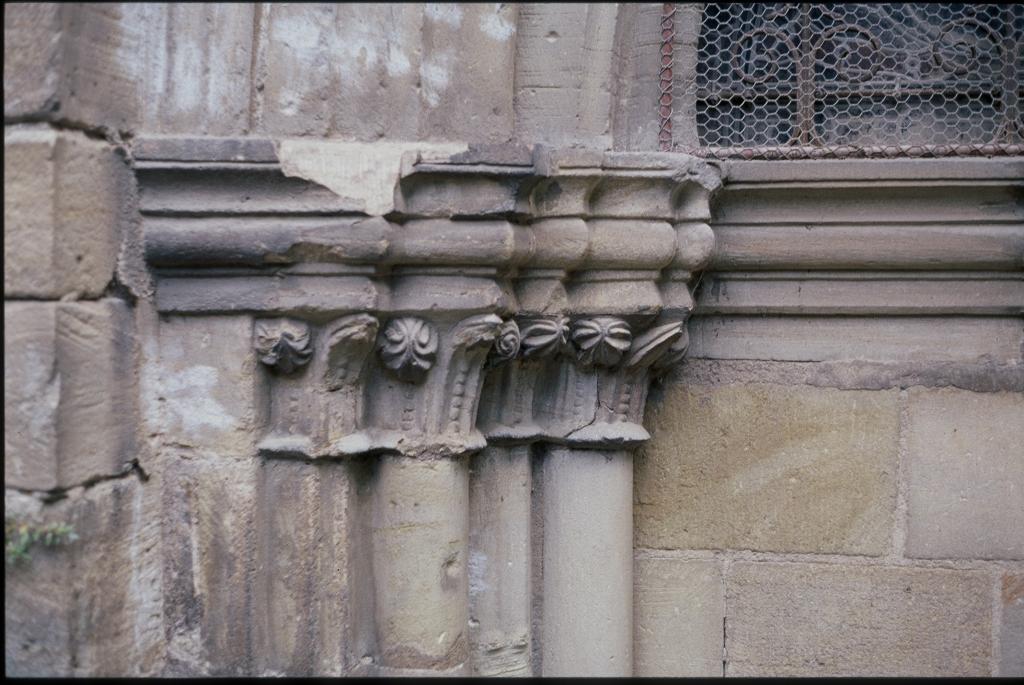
(137, 141, 721, 457)
(700, 157, 1024, 317)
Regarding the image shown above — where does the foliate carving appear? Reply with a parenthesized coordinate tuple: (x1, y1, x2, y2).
(452, 314, 504, 350)
(518, 316, 570, 360)
(488, 319, 522, 366)
(651, 327, 691, 374)
(325, 313, 379, 390)
(378, 317, 439, 383)
(570, 317, 632, 369)
(625, 321, 685, 369)
(254, 318, 313, 375)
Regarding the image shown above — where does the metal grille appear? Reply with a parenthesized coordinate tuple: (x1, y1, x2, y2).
(674, 3, 1024, 159)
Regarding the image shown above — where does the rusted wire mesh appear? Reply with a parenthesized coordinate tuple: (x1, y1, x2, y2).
(659, 3, 678, 151)
(672, 3, 1024, 159)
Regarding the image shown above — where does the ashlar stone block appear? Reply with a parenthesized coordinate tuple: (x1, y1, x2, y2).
(4, 125, 129, 299)
(155, 316, 260, 456)
(905, 388, 1024, 560)
(3, 3, 62, 118)
(4, 300, 136, 491)
(725, 562, 992, 676)
(634, 558, 724, 676)
(1002, 572, 1024, 676)
(4, 478, 163, 677)
(636, 383, 898, 555)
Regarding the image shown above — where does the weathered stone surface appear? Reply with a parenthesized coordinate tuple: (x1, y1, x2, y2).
(610, 4, 664, 151)
(636, 384, 898, 555)
(688, 315, 1024, 364)
(514, 4, 619, 148)
(696, 274, 1024, 316)
(4, 303, 59, 490)
(128, 3, 254, 136)
(4, 125, 130, 298)
(3, 3, 62, 118)
(252, 458, 355, 676)
(905, 388, 1024, 560)
(261, 3, 516, 141)
(277, 140, 468, 216)
(634, 558, 723, 677)
(725, 562, 992, 676)
(155, 316, 259, 456)
(159, 453, 360, 677)
(542, 448, 633, 676)
(371, 455, 470, 674)
(1002, 572, 1024, 677)
(5, 478, 163, 677)
(673, 358, 1024, 394)
(160, 455, 260, 676)
(5, 300, 136, 491)
(468, 446, 532, 676)
(4, 4, 254, 134)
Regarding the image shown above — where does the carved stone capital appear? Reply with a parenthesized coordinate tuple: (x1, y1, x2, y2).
(367, 313, 503, 458)
(140, 140, 719, 459)
(478, 314, 694, 450)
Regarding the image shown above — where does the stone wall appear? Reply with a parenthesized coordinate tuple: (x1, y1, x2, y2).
(5, 2, 1023, 677)
(634, 161, 1024, 676)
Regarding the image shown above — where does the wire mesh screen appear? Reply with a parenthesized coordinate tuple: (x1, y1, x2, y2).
(672, 3, 1024, 159)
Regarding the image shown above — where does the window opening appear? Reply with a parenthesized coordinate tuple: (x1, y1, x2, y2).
(670, 3, 1024, 158)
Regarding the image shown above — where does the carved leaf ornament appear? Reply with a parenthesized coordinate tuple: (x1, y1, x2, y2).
(626, 321, 684, 369)
(325, 314, 380, 390)
(489, 319, 522, 365)
(571, 317, 632, 369)
(254, 319, 313, 375)
(377, 317, 439, 383)
(452, 314, 504, 350)
(519, 316, 570, 360)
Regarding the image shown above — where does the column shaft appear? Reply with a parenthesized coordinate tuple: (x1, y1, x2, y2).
(468, 445, 533, 676)
(541, 447, 633, 676)
(370, 455, 470, 675)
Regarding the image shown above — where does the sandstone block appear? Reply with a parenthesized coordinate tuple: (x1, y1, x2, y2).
(4, 5, 139, 128)
(127, 3, 254, 135)
(155, 316, 259, 456)
(4, 303, 58, 490)
(636, 384, 898, 555)
(468, 446, 532, 677)
(261, 4, 515, 140)
(5, 4, 249, 134)
(514, 4, 618, 148)
(634, 558, 723, 677)
(5, 300, 136, 491)
(905, 388, 1024, 560)
(1002, 573, 1024, 676)
(160, 455, 261, 675)
(5, 478, 163, 677)
(725, 562, 992, 676)
(4, 125, 129, 298)
(3, 3, 62, 118)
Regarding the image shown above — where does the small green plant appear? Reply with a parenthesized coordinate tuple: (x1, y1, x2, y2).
(5, 517, 79, 564)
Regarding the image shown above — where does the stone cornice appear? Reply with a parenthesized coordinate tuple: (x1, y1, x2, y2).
(136, 139, 721, 456)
